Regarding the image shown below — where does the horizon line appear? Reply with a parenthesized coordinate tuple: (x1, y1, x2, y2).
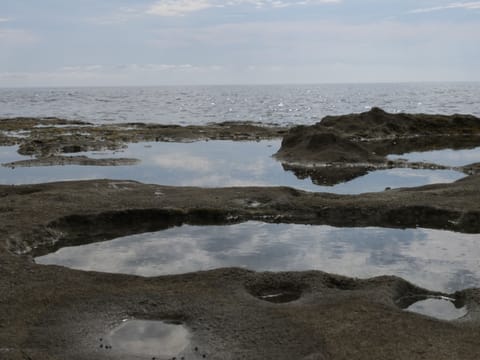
(1, 80, 479, 89)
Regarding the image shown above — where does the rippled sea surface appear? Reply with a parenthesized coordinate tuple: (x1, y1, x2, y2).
(1, 82, 479, 125)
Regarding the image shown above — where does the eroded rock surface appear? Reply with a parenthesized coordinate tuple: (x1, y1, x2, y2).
(0, 177, 479, 359)
(1, 111, 480, 359)
(0, 117, 287, 157)
(2, 257, 479, 360)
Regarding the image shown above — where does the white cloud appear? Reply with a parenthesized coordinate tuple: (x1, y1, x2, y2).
(152, 153, 214, 172)
(410, 1, 480, 14)
(146, 0, 340, 16)
(226, 0, 340, 7)
(61, 64, 105, 72)
(0, 17, 11, 23)
(36, 224, 480, 291)
(147, 0, 217, 16)
(88, 0, 341, 23)
(181, 174, 269, 187)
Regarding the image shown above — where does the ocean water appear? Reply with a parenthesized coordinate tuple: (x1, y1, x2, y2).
(1, 82, 479, 125)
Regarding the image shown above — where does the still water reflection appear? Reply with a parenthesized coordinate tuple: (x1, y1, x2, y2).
(388, 147, 480, 167)
(405, 297, 468, 321)
(103, 320, 191, 358)
(0, 141, 465, 193)
(36, 222, 480, 293)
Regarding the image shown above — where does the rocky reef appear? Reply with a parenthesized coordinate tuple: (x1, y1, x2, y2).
(275, 108, 480, 184)
(1, 110, 480, 359)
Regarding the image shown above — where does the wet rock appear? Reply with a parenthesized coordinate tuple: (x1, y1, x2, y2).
(2, 155, 140, 168)
(276, 108, 480, 184)
(0, 117, 287, 159)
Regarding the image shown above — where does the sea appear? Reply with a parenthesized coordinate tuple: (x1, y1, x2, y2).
(1, 82, 480, 125)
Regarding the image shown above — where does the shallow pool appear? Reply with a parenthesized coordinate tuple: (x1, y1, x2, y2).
(402, 296, 468, 321)
(0, 141, 466, 193)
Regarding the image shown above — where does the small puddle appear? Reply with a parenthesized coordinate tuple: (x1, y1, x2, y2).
(398, 296, 468, 321)
(259, 292, 300, 303)
(246, 278, 304, 303)
(101, 320, 191, 358)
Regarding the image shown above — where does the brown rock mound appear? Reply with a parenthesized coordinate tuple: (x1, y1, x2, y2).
(277, 108, 480, 164)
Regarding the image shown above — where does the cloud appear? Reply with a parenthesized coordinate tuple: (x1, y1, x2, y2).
(227, 0, 341, 6)
(88, 0, 341, 23)
(36, 224, 480, 292)
(388, 148, 480, 167)
(146, 0, 340, 16)
(87, 7, 143, 25)
(224, 0, 340, 8)
(60, 65, 105, 72)
(151, 153, 214, 172)
(0, 29, 37, 44)
(410, 1, 480, 14)
(0, 17, 11, 23)
(2, 15, 479, 86)
(147, 19, 480, 60)
(0, 63, 228, 86)
(181, 174, 269, 187)
(146, 0, 217, 16)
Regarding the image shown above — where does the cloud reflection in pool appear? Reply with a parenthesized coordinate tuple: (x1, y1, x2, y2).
(388, 147, 480, 167)
(36, 222, 480, 293)
(0, 141, 466, 192)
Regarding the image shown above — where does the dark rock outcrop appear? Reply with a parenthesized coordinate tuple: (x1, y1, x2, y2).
(276, 108, 480, 184)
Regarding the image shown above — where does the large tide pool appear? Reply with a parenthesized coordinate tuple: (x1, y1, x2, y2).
(36, 222, 480, 293)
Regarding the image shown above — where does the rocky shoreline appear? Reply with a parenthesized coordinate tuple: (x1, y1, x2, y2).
(1, 109, 480, 359)
(0, 118, 287, 168)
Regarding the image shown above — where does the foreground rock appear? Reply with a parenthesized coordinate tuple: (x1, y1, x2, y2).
(276, 108, 480, 184)
(1, 177, 480, 359)
(2, 258, 479, 360)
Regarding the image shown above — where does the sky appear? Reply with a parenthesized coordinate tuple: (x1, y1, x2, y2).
(0, 1, 479, 86)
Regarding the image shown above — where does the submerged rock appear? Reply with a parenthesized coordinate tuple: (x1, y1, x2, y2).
(2, 155, 140, 168)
